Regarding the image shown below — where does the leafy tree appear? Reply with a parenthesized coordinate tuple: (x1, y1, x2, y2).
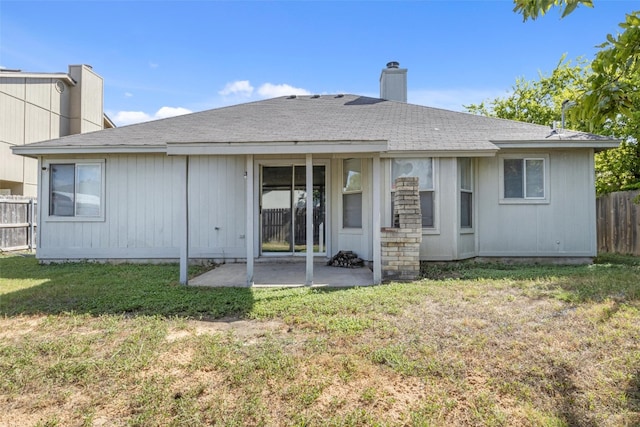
(513, 0, 593, 21)
(469, 3, 640, 194)
(465, 57, 640, 194)
(513, 1, 640, 129)
(465, 56, 591, 130)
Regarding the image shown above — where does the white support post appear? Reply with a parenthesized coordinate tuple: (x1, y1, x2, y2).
(246, 155, 255, 287)
(372, 155, 382, 284)
(305, 154, 313, 286)
(37, 156, 43, 252)
(179, 156, 189, 285)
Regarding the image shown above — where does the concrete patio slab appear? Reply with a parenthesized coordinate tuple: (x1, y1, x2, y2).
(189, 260, 374, 288)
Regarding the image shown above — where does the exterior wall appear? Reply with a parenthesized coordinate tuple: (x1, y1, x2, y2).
(69, 65, 104, 134)
(457, 158, 477, 259)
(477, 149, 597, 257)
(33, 149, 598, 262)
(381, 157, 470, 261)
(421, 157, 457, 260)
(37, 154, 185, 260)
(188, 156, 247, 259)
(0, 65, 104, 196)
(331, 157, 372, 261)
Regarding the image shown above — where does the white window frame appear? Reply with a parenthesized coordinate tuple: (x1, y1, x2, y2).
(498, 154, 550, 204)
(342, 158, 363, 229)
(390, 157, 437, 230)
(44, 159, 106, 222)
(459, 158, 473, 231)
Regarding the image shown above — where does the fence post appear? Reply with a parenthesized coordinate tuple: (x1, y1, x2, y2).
(29, 198, 35, 251)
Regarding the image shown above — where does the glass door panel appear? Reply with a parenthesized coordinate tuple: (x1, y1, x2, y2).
(261, 165, 326, 255)
(261, 166, 293, 253)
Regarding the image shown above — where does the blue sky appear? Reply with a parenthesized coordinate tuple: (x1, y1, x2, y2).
(0, 1, 634, 126)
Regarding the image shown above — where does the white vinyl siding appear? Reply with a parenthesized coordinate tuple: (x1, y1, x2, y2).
(478, 150, 596, 257)
(38, 154, 185, 259)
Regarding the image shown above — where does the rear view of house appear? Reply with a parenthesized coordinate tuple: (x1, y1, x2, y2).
(12, 62, 618, 285)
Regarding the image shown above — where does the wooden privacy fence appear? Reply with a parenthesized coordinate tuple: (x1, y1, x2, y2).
(262, 207, 324, 244)
(0, 197, 37, 252)
(596, 190, 640, 256)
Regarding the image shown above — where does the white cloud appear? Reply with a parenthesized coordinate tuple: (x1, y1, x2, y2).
(111, 111, 151, 126)
(408, 88, 508, 112)
(149, 62, 159, 69)
(257, 83, 311, 98)
(155, 106, 192, 119)
(124, 92, 133, 98)
(219, 80, 254, 97)
(111, 106, 193, 126)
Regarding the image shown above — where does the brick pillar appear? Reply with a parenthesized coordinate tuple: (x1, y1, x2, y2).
(381, 177, 422, 282)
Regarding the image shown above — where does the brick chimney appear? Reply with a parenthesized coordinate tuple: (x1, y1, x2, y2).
(379, 61, 407, 102)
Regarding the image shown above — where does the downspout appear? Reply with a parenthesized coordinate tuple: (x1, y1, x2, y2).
(561, 100, 576, 131)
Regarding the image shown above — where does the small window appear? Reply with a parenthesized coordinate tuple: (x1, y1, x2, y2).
(459, 158, 472, 228)
(503, 158, 545, 199)
(342, 158, 362, 228)
(50, 162, 104, 218)
(391, 158, 435, 228)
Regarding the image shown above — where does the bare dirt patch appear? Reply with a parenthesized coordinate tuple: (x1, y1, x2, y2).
(165, 317, 289, 343)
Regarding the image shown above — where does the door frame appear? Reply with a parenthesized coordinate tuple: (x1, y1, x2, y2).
(256, 159, 330, 257)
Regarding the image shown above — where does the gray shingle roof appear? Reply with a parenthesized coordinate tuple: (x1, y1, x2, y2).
(17, 94, 615, 153)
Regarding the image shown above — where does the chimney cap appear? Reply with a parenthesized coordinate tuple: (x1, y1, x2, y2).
(386, 61, 400, 69)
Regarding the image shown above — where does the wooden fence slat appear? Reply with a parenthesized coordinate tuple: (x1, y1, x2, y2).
(596, 190, 640, 256)
(0, 197, 37, 251)
(262, 207, 325, 246)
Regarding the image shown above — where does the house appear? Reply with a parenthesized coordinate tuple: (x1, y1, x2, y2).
(1, 64, 114, 196)
(12, 62, 618, 285)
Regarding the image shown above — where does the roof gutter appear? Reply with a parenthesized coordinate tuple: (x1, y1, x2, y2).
(11, 145, 167, 158)
(382, 149, 499, 158)
(166, 140, 389, 156)
(493, 140, 620, 152)
(0, 72, 76, 86)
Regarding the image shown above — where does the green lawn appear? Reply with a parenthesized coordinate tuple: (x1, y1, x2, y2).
(1, 253, 639, 426)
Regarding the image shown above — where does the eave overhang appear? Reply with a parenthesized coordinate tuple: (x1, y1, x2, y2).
(0, 72, 76, 86)
(492, 139, 620, 152)
(382, 149, 499, 158)
(165, 140, 389, 156)
(11, 145, 166, 158)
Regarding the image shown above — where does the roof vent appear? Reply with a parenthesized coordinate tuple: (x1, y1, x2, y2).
(386, 61, 400, 69)
(311, 94, 320, 99)
(287, 95, 297, 99)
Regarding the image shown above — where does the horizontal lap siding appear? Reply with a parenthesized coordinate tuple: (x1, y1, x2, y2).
(39, 154, 183, 259)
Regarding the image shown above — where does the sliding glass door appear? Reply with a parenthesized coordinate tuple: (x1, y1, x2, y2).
(261, 165, 326, 255)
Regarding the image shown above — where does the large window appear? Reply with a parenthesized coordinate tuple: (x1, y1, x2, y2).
(391, 158, 434, 227)
(50, 162, 104, 218)
(459, 158, 473, 228)
(503, 157, 545, 199)
(342, 158, 362, 228)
